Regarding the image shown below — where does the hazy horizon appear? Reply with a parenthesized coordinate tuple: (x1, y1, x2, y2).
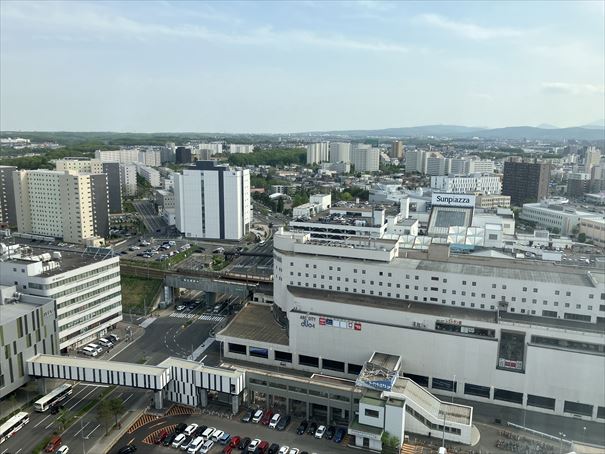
(1, 1, 604, 133)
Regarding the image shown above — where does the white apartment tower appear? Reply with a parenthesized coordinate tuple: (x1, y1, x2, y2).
(431, 174, 502, 195)
(306, 142, 330, 164)
(329, 142, 351, 163)
(120, 164, 137, 197)
(405, 150, 426, 174)
(351, 144, 380, 172)
(229, 144, 255, 154)
(174, 161, 251, 240)
(12, 170, 107, 244)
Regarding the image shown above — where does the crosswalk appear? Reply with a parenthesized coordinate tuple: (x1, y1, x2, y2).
(169, 312, 225, 322)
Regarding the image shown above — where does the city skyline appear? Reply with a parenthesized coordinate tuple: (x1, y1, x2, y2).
(1, 0, 604, 133)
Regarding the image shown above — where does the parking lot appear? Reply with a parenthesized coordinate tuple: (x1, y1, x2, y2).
(112, 409, 352, 454)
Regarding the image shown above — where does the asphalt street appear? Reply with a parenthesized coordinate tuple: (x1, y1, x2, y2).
(132, 200, 169, 235)
(227, 240, 274, 277)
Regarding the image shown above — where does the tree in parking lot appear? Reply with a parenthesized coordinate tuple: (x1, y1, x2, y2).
(109, 398, 126, 427)
(97, 399, 113, 435)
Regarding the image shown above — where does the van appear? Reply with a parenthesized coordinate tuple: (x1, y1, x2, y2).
(44, 436, 62, 452)
(187, 436, 204, 453)
(87, 343, 103, 353)
(81, 346, 97, 357)
(201, 427, 215, 439)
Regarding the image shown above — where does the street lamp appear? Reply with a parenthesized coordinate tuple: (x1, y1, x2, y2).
(559, 432, 566, 454)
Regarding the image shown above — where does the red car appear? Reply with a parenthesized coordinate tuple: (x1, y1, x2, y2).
(260, 410, 274, 425)
(222, 446, 233, 454)
(154, 430, 168, 445)
(258, 441, 269, 453)
(229, 436, 241, 448)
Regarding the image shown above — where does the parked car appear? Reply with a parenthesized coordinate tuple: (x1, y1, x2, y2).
(268, 413, 281, 429)
(278, 448, 289, 454)
(239, 437, 251, 450)
(325, 425, 336, 440)
(172, 434, 187, 448)
(45, 436, 62, 452)
(276, 415, 291, 431)
(175, 423, 188, 434)
(154, 430, 168, 444)
(222, 446, 233, 454)
(229, 436, 241, 448)
(314, 425, 326, 439)
(258, 441, 269, 453)
(334, 427, 346, 443)
(117, 446, 137, 454)
(260, 409, 274, 425)
(199, 440, 214, 454)
(179, 436, 193, 451)
(187, 436, 204, 453)
(287, 449, 299, 454)
(164, 433, 177, 446)
(252, 409, 264, 423)
(107, 333, 120, 343)
(184, 423, 198, 436)
(211, 430, 225, 442)
(296, 420, 308, 435)
(307, 422, 317, 435)
(201, 427, 215, 440)
(219, 432, 231, 445)
(268, 444, 280, 454)
(247, 439, 261, 452)
(56, 447, 69, 454)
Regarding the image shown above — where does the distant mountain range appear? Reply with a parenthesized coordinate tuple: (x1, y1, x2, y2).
(311, 123, 605, 141)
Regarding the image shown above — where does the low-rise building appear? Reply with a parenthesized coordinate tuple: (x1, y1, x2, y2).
(431, 174, 501, 195)
(136, 164, 161, 187)
(520, 202, 603, 235)
(579, 217, 605, 248)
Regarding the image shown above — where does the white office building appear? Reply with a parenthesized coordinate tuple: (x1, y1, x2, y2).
(469, 159, 495, 174)
(351, 144, 380, 172)
(520, 202, 603, 235)
(329, 142, 351, 163)
(95, 149, 161, 166)
(306, 142, 330, 164)
(229, 144, 254, 154)
(406, 150, 426, 174)
(174, 161, 251, 240)
(425, 153, 449, 176)
(136, 164, 161, 188)
(431, 174, 502, 195)
(0, 244, 122, 352)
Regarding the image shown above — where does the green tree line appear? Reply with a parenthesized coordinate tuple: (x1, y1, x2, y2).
(228, 148, 306, 167)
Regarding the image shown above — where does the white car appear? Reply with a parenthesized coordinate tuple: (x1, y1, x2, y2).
(56, 447, 69, 454)
(268, 413, 281, 429)
(201, 427, 215, 439)
(129, 246, 140, 251)
(184, 423, 198, 436)
(288, 449, 300, 454)
(247, 439, 261, 452)
(251, 409, 263, 423)
(278, 447, 290, 454)
(314, 425, 326, 439)
(211, 430, 224, 442)
(187, 436, 204, 453)
(199, 440, 214, 454)
(176, 305, 186, 311)
(172, 433, 187, 448)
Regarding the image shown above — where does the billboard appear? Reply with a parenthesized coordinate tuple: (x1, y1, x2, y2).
(432, 193, 476, 208)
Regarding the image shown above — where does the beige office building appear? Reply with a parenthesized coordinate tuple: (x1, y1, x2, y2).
(12, 170, 104, 244)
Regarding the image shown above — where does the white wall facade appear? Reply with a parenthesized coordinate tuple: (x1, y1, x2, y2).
(431, 174, 502, 195)
(120, 164, 137, 197)
(307, 142, 330, 164)
(329, 142, 351, 163)
(351, 145, 380, 172)
(229, 144, 254, 154)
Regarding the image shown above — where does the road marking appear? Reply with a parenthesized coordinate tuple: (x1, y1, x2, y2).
(128, 437, 135, 445)
(2, 448, 9, 454)
(86, 424, 100, 438)
(64, 385, 90, 403)
(14, 450, 22, 454)
(73, 421, 90, 437)
(123, 393, 133, 403)
(68, 387, 97, 410)
(33, 414, 52, 428)
(45, 421, 54, 429)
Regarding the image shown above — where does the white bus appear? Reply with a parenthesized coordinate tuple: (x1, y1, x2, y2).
(34, 383, 73, 412)
(0, 412, 29, 444)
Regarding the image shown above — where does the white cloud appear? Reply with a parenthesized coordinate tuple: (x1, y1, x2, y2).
(0, 1, 408, 53)
(419, 13, 526, 40)
(542, 82, 605, 95)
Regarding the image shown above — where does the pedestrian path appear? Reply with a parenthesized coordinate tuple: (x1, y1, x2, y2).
(168, 312, 224, 322)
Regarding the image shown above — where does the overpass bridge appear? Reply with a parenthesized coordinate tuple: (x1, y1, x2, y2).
(120, 263, 272, 306)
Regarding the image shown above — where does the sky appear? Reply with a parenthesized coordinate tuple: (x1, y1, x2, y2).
(1, 0, 604, 133)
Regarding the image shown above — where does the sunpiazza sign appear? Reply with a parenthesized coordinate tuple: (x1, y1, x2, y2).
(431, 193, 476, 208)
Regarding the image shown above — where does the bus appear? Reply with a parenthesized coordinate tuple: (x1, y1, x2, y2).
(0, 412, 29, 444)
(34, 383, 73, 412)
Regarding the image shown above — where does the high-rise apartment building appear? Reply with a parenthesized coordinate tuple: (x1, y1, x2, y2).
(174, 161, 251, 240)
(502, 161, 550, 206)
(391, 140, 404, 159)
(55, 158, 122, 213)
(431, 174, 502, 194)
(0, 165, 17, 227)
(198, 142, 223, 156)
(468, 159, 495, 174)
(120, 164, 137, 197)
(405, 150, 426, 174)
(351, 144, 379, 172)
(12, 170, 108, 244)
(175, 146, 192, 164)
(136, 164, 161, 187)
(95, 149, 161, 166)
(229, 144, 254, 154)
(306, 142, 330, 164)
(329, 142, 351, 163)
(425, 153, 449, 176)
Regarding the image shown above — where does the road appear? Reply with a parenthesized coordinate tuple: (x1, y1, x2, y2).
(0, 383, 110, 454)
(132, 200, 169, 235)
(226, 240, 274, 278)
